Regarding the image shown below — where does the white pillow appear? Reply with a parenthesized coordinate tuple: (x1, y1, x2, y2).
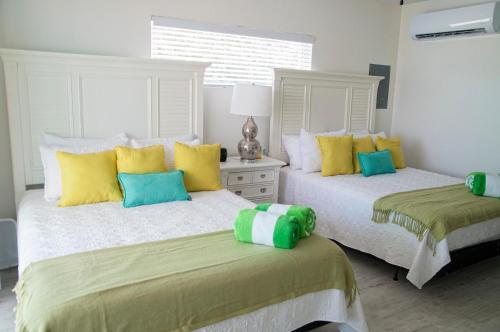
(129, 133, 196, 144)
(370, 131, 386, 144)
(40, 142, 124, 202)
(282, 135, 302, 170)
(350, 130, 370, 137)
(299, 128, 346, 173)
(348, 130, 386, 144)
(44, 132, 128, 147)
(130, 135, 200, 169)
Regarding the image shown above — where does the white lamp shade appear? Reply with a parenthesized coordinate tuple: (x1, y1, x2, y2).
(230, 84, 272, 117)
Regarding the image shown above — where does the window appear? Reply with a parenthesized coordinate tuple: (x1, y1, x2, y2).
(151, 16, 313, 86)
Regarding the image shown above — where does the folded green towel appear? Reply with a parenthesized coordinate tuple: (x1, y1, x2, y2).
(255, 203, 316, 238)
(466, 172, 500, 198)
(234, 209, 301, 249)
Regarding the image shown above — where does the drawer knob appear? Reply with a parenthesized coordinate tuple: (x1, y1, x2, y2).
(237, 176, 244, 181)
(260, 174, 266, 179)
(260, 188, 267, 193)
(235, 190, 242, 195)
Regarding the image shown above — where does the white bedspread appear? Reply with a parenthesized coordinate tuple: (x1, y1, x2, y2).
(279, 167, 500, 288)
(17, 189, 367, 332)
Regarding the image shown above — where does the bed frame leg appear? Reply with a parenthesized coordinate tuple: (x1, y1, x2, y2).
(393, 267, 399, 281)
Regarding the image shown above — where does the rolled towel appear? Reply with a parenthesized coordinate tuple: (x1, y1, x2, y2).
(466, 172, 500, 198)
(255, 203, 316, 238)
(234, 209, 301, 249)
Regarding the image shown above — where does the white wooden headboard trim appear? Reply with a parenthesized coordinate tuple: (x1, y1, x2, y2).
(269, 68, 383, 161)
(0, 49, 209, 204)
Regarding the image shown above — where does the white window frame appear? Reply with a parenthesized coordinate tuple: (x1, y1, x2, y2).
(151, 16, 314, 86)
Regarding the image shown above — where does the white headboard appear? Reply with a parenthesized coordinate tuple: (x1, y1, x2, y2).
(269, 68, 383, 161)
(0, 49, 209, 203)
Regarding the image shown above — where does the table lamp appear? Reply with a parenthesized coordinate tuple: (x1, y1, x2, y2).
(230, 84, 272, 162)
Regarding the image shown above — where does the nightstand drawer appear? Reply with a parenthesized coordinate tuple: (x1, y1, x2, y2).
(229, 184, 274, 198)
(227, 172, 253, 186)
(250, 195, 274, 204)
(253, 170, 274, 183)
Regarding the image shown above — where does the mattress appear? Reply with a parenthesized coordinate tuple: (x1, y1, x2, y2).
(279, 167, 500, 288)
(17, 189, 367, 332)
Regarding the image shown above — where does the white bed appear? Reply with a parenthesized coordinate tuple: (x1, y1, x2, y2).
(279, 167, 500, 288)
(17, 189, 367, 332)
(268, 68, 500, 288)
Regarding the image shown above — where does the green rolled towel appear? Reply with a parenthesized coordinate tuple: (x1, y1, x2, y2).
(255, 203, 316, 238)
(466, 172, 500, 198)
(234, 209, 301, 249)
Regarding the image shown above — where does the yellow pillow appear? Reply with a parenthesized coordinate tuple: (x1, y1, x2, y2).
(316, 135, 354, 176)
(115, 145, 167, 174)
(57, 150, 122, 207)
(376, 136, 406, 169)
(353, 136, 375, 173)
(174, 142, 222, 192)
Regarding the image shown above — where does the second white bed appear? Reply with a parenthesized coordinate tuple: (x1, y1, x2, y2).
(279, 167, 500, 288)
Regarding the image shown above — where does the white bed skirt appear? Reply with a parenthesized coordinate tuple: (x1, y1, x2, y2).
(279, 167, 500, 288)
(199, 289, 367, 332)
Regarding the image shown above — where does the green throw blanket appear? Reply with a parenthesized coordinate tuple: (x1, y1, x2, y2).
(234, 209, 300, 249)
(255, 203, 316, 238)
(373, 184, 500, 252)
(16, 231, 357, 332)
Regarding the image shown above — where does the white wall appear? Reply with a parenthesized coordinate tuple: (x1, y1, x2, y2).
(393, 0, 500, 178)
(0, 0, 401, 217)
(204, 86, 270, 156)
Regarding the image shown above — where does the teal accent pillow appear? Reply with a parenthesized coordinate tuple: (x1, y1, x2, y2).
(118, 170, 191, 208)
(358, 150, 396, 177)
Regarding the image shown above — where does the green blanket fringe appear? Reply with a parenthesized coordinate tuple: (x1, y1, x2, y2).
(372, 208, 438, 254)
(14, 269, 27, 332)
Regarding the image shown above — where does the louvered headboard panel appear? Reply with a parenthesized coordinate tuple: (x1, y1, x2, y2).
(269, 69, 382, 162)
(0, 49, 208, 204)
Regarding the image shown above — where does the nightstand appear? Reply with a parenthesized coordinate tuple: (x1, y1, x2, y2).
(220, 156, 286, 204)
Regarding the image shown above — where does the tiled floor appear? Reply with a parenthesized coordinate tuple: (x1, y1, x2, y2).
(0, 268, 16, 332)
(345, 248, 500, 332)
(1, 248, 500, 332)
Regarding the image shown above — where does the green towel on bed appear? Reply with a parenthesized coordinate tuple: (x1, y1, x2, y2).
(234, 209, 301, 249)
(255, 203, 316, 238)
(466, 172, 500, 198)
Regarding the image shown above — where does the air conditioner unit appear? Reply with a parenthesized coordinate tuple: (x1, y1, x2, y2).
(410, 1, 500, 40)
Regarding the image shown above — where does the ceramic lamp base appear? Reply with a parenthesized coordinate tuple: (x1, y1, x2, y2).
(238, 116, 262, 161)
(238, 138, 261, 161)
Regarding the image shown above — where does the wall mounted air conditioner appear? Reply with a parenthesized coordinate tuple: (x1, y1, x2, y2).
(411, 1, 500, 40)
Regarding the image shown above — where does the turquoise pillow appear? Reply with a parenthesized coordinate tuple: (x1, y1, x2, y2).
(358, 150, 396, 177)
(118, 171, 191, 208)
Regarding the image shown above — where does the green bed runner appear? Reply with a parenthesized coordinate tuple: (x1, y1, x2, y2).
(373, 184, 500, 252)
(16, 231, 357, 332)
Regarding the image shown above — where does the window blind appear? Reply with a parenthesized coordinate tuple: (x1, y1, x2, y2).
(151, 17, 313, 86)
